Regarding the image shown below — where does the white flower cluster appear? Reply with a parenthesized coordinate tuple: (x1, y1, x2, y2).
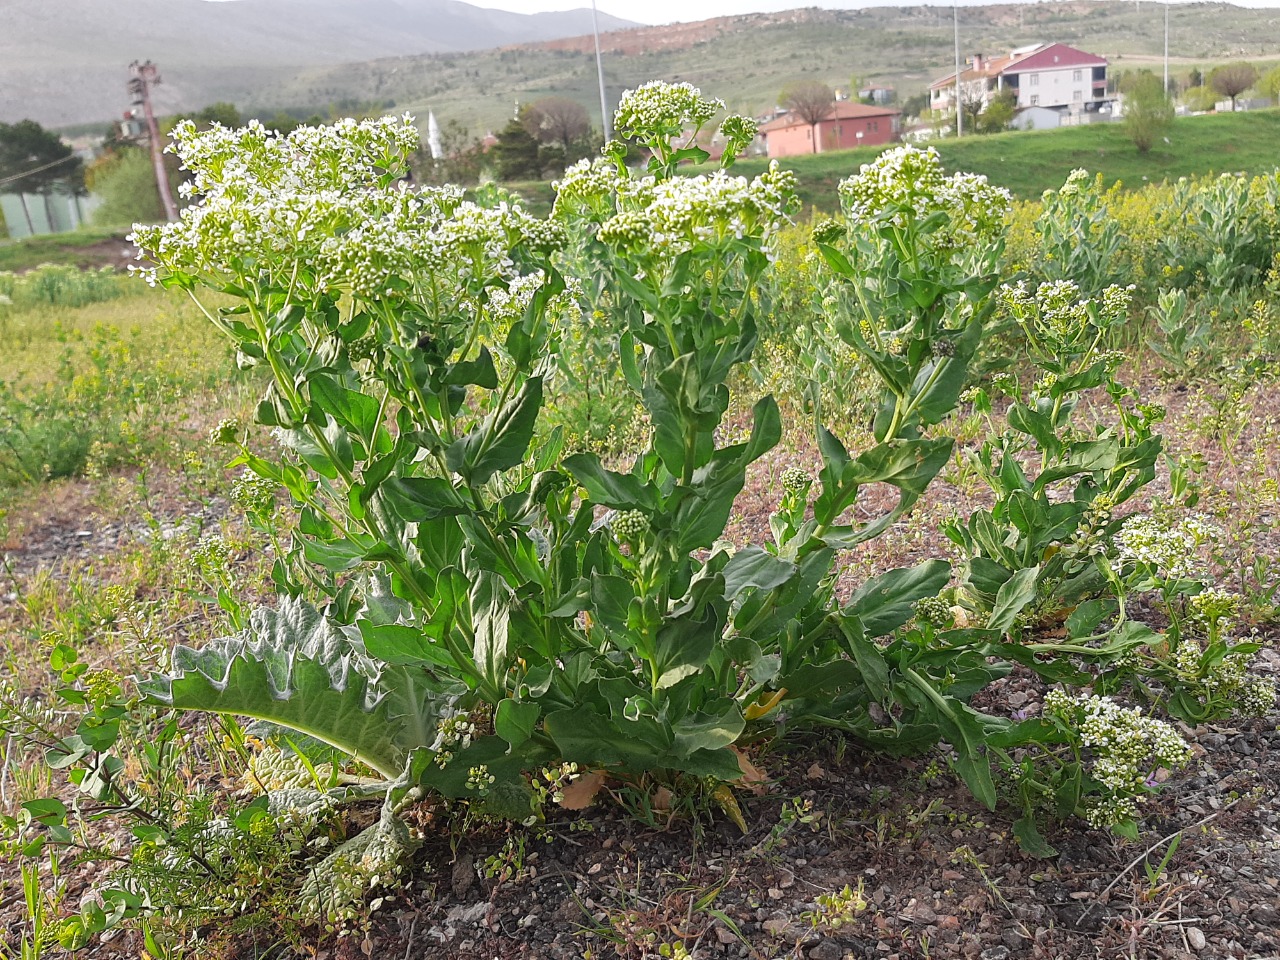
(553, 158, 626, 219)
(1114, 513, 1218, 581)
(998, 279, 1133, 351)
(1045, 168, 1092, 202)
(596, 163, 796, 257)
(614, 81, 724, 141)
(1045, 690, 1191, 828)
(837, 146, 1011, 247)
(167, 115, 421, 200)
(132, 116, 559, 314)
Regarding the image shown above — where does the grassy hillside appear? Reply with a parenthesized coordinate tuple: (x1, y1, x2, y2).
(506, 109, 1280, 214)
(291, 1, 1280, 139)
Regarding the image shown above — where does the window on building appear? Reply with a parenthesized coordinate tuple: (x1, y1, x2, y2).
(1030, 94, 1039, 106)
(1073, 69, 1082, 81)
(1074, 90, 1083, 101)
(1029, 73, 1039, 86)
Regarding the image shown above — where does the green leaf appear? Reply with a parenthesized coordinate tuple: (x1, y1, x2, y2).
(495, 699, 541, 747)
(357, 620, 457, 670)
(844, 559, 951, 638)
(838, 621, 890, 700)
(1013, 815, 1059, 858)
(471, 573, 512, 693)
(446, 376, 544, 486)
(544, 705, 664, 770)
(310, 375, 381, 446)
(382, 476, 467, 522)
(443, 347, 498, 389)
(722, 547, 796, 601)
(671, 705, 744, 758)
(563, 454, 656, 510)
(986, 566, 1041, 634)
(139, 598, 458, 779)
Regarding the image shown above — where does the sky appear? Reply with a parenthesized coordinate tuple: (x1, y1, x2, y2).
(200, 0, 1280, 27)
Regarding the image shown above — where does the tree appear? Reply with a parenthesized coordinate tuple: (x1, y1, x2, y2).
(86, 147, 165, 227)
(1208, 62, 1258, 111)
(491, 119, 542, 181)
(979, 88, 1016, 134)
(412, 118, 487, 187)
(780, 80, 834, 153)
(1122, 71, 1173, 154)
(900, 92, 930, 120)
(958, 90, 985, 137)
(1259, 64, 1280, 105)
(0, 120, 83, 235)
(520, 97, 590, 151)
(1188, 67, 1203, 89)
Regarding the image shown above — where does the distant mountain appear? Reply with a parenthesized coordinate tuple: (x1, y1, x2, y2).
(0, 0, 637, 126)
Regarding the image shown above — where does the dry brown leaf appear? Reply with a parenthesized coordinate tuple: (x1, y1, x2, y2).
(558, 770, 606, 810)
(806, 762, 827, 780)
(652, 785, 674, 811)
(732, 746, 770, 795)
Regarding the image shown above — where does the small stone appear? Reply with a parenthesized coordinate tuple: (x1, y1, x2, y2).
(768, 887, 784, 899)
(587, 862, 602, 875)
(809, 939, 843, 960)
(451, 854, 475, 897)
(763, 916, 791, 936)
(980, 948, 1010, 960)
(1188, 927, 1207, 951)
(715, 924, 739, 945)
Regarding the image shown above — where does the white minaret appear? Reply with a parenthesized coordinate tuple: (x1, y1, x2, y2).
(427, 110, 443, 160)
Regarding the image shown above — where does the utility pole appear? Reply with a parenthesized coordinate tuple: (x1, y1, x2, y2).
(1163, 1, 1170, 95)
(128, 60, 178, 222)
(953, 1, 963, 137)
(590, 0, 612, 144)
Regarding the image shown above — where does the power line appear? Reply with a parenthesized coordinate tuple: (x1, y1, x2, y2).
(0, 152, 79, 187)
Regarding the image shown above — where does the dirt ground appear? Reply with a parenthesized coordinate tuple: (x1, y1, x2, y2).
(2, 373, 1279, 960)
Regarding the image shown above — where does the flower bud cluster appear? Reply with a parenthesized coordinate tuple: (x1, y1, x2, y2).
(999, 279, 1134, 352)
(913, 596, 954, 629)
(780, 467, 811, 494)
(531, 761, 582, 806)
(230, 472, 277, 518)
(1067, 493, 1116, 558)
(611, 509, 649, 543)
(433, 713, 479, 768)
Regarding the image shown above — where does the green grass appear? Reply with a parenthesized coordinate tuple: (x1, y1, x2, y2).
(0, 227, 131, 274)
(682, 109, 1280, 212)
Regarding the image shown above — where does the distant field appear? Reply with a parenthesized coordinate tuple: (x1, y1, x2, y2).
(746, 109, 1280, 210)
(0, 228, 132, 274)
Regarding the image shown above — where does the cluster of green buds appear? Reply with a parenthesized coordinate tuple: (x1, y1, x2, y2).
(611, 509, 650, 546)
(230, 471, 278, 518)
(432, 713, 479, 768)
(913, 595, 954, 629)
(530, 761, 582, 807)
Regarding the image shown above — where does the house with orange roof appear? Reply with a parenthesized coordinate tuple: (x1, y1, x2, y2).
(930, 42, 1109, 120)
(759, 101, 900, 158)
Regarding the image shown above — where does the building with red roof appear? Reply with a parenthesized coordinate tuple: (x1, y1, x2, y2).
(930, 42, 1109, 120)
(759, 100, 900, 158)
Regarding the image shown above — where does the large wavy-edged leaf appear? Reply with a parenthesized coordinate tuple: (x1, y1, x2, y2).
(138, 598, 457, 779)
